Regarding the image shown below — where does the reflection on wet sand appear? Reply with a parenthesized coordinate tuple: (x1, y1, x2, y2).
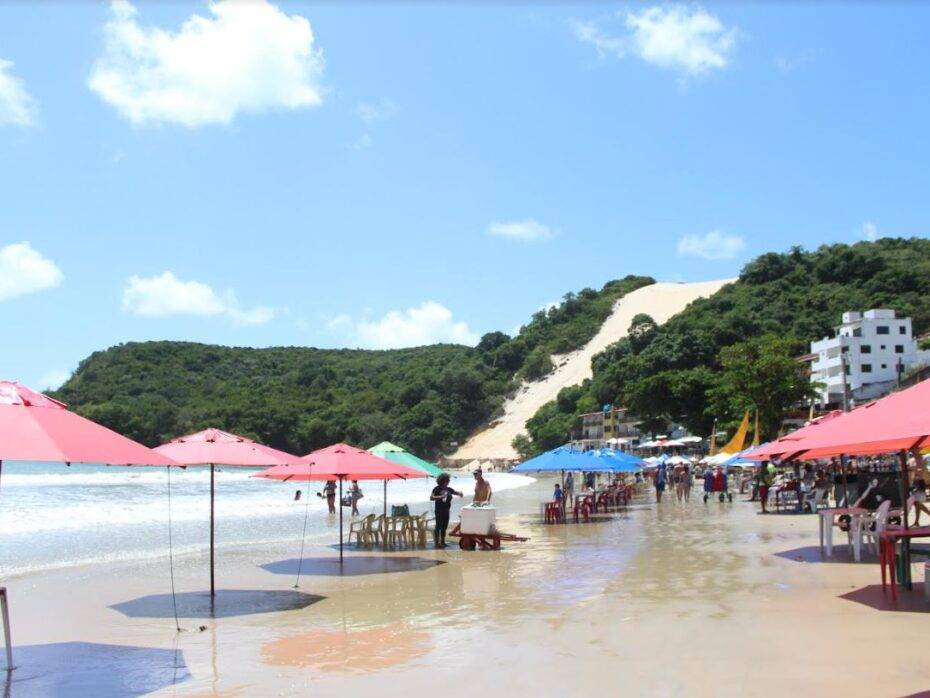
(261, 623, 432, 673)
(4, 641, 189, 697)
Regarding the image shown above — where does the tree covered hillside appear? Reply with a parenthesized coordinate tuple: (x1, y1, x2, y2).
(523, 238, 930, 453)
(54, 276, 655, 456)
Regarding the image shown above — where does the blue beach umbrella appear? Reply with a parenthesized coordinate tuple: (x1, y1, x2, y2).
(585, 448, 645, 473)
(512, 446, 602, 473)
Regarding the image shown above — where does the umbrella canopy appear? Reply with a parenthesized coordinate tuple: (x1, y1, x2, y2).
(155, 428, 302, 597)
(0, 381, 175, 466)
(511, 447, 604, 473)
(154, 428, 300, 467)
(584, 448, 645, 473)
(367, 441, 444, 477)
(779, 379, 930, 459)
(744, 411, 844, 461)
(256, 443, 428, 482)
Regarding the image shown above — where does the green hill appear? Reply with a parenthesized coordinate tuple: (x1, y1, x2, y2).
(54, 275, 654, 457)
(523, 238, 930, 452)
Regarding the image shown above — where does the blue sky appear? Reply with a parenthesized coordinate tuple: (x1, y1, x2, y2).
(1, 1, 929, 390)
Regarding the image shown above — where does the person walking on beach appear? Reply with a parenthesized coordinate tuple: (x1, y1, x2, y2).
(564, 471, 575, 507)
(758, 462, 776, 513)
(349, 480, 363, 516)
(317, 480, 337, 514)
(681, 463, 692, 501)
(473, 469, 492, 504)
(431, 473, 463, 548)
(655, 462, 667, 503)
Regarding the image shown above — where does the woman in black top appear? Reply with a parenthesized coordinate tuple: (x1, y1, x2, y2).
(430, 473, 463, 548)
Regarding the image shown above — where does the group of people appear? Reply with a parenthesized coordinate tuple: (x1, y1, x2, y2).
(652, 462, 728, 503)
(430, 469, 492, 548)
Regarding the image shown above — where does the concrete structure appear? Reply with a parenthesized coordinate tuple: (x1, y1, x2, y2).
(810, 309, 930, 407)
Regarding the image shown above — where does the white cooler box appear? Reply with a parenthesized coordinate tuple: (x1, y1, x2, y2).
(460, 505, 496, 535)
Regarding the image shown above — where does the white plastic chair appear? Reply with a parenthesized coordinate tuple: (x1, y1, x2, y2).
(862, 500, 893, 555)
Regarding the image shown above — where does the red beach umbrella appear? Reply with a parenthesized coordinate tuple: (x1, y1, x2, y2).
(0, 381, 176, 478)
(154, 428, 302, 596)
(255, 443, 427, 564)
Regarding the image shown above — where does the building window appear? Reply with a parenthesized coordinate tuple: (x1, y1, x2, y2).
(881, 345, 886, 350)
(882, 364, 887, 369)
(877, 326, 890, 335)
(895, 345, 904, 354)
(861, 345, 871, 354)
(900, 326, 907, 334)
(862, 364, 873, 373)
(853, 328, 862, 337)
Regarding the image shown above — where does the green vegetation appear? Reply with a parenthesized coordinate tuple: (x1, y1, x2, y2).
(523, 238, 930, 453)
(55, 275, 655, 456)
(56, 342, 508, 458)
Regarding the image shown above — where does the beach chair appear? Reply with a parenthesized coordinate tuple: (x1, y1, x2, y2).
(411, 513, 432, 547)
(802, 487, 828, 513)
(348, 514, 376, 547)
(862, 500, 893, 555)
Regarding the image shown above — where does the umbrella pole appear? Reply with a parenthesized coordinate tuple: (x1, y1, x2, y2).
(898, 450, 912, 590)
(383, 480, 387, 520)
(339, 477, 344, 568)
(210, 463, 216, 598)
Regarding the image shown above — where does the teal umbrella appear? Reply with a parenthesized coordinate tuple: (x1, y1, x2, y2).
(368, 442, 444, 477)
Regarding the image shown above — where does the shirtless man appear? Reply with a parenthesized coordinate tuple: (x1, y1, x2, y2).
(473, 469, 492, 505)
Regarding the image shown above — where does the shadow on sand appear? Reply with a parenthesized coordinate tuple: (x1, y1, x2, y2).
(773, 546, 879, 564)
(261, 556, 444, 577)
(840, 584, 930, 613)
(3, 641, 190, 697)
(110, 589, 323, 619)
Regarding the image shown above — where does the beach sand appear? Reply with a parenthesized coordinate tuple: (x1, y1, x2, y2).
(5, 479, 929, 697)
(451, 280, 734, 462)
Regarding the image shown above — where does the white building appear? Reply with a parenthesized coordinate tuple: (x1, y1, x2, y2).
(810, 309, 930, 406)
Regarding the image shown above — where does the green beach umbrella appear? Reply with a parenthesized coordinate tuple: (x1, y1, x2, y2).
(368, 441, 444, 477)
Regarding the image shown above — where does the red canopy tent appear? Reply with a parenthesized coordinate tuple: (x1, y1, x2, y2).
(255, 443, 427, 565)
(745, 410, 845, 462)
(154, 428, 301, 596)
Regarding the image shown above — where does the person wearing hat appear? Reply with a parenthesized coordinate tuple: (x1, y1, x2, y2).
(473, 468, 492, 505)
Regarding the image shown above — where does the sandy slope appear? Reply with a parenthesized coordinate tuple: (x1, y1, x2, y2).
(450, 279, 733, 462)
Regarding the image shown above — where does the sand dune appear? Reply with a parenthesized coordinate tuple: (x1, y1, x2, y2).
(450, 279, 733, 462)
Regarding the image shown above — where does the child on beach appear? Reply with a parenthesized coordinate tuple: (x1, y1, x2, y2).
(553, 483, 563, 504)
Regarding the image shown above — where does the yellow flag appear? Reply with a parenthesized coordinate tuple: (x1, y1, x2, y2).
(720, 411, 750, 454)
(709, 420, 718, 456)
(751, 410, 760, 448)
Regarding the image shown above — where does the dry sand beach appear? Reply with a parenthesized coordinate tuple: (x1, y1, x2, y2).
(6, 478, 930, 697)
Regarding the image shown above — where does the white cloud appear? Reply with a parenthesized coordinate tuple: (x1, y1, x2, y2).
(488, 219, 555, 242)
(573, 5, 737, 76)
(89, 0, 324, 127)
(331, 301, 479, 349)
(676, 230, 745, 260)
(0, 242, 63, 301)
(122, 271, 276, 325)
(0, 58, 37, 127)
(858, 221, 879, 242)
(37, 369, 71, 391)
(355, 98, 397, 123)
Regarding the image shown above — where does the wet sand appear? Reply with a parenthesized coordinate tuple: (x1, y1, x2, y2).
(5, 480, 930, 696)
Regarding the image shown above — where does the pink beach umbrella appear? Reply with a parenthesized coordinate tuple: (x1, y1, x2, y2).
(0, 380, 176, 478)
(154, 428, 302, 597)
(255, 443, 428, 565)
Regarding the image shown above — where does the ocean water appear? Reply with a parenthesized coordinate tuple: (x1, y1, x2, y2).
(0, 462, 535, 577)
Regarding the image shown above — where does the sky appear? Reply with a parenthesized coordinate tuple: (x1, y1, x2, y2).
(2, 1, 929, 390)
